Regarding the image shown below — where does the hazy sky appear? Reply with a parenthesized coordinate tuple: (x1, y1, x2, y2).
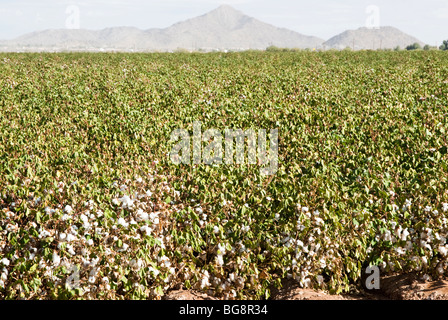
(0, 0, 446, 45)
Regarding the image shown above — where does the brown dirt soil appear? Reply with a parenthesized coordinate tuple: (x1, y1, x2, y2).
(163, 289, 218, 300)
(162, 273, 448, 300)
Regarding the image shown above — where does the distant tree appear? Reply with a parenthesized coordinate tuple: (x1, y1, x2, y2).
(394, 46, 401, 51)
(406, 43, 422, 50)
(423, 44, 438, 51)
(266, 45, 281, 52)
(440, 40, 448, 51)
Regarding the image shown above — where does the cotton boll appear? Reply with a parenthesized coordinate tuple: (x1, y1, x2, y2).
(135, 209, 149, 222)
(401, 229, 409, 241)
(443, 203, 448, 212)
(52, 252, 61, 266)
(439, 246, 448, 257)
(1, 258, 10, 266)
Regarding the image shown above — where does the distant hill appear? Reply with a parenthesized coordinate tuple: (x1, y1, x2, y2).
(0, 5, 324, 52)
(323, 26, 425, 50)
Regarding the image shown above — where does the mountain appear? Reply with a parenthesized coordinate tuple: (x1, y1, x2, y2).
(0, 5, 324, 52)
(323, 26, 425, 50)
(155, 5, 324, 50)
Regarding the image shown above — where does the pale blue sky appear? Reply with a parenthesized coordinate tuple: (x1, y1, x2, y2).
(0, 0, 446, 45)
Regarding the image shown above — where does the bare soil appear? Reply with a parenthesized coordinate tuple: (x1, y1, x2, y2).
(163, 273, 448, 300)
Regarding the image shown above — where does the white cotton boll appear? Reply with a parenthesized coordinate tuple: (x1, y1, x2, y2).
(195, 207, 203, 214)
(64, 205, 73, 214)
(1, 258, 10, 266)
(52, 253, 61, 266)
(119, 195, 133, 209)
(112, 198, 120, 206)
(148, 267, 160, 278)
(88, 276, 96, 284)
(443, 203, 448, 212)
(420, 240, 432, 251)
(117, 217, 129, 228)
(140, 225, 152, 236)
(319, 258, 327, 269)
(216, 255, 224, 266)
(130, 259, 143, 271)
(67, 245, 76, 256)
(213, 226, 220, 234)
(401, 229, 409, 241)
(135, 209, 149, 222)
(301, 278, 311, 288)
(66, 234, 76, 242)
(80, 214, 88, 223)
(218, 243, 226, 254)
(149, 212, 158, 221)
(302, 207, 309, 213)
(87, 239, 94, 246)
(136, 177, 143, 183)
(383, 230, 392, 242)
(315, 217, 324, 226)
(61, 214, 70, 221)
(439, 246, 448, 257)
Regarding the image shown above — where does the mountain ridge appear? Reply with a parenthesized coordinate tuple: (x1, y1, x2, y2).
(324, 26, 425, 50)
(0, 6, 425, 52)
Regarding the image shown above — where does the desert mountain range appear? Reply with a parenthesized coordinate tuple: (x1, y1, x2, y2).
(0, 5, 425, 52)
